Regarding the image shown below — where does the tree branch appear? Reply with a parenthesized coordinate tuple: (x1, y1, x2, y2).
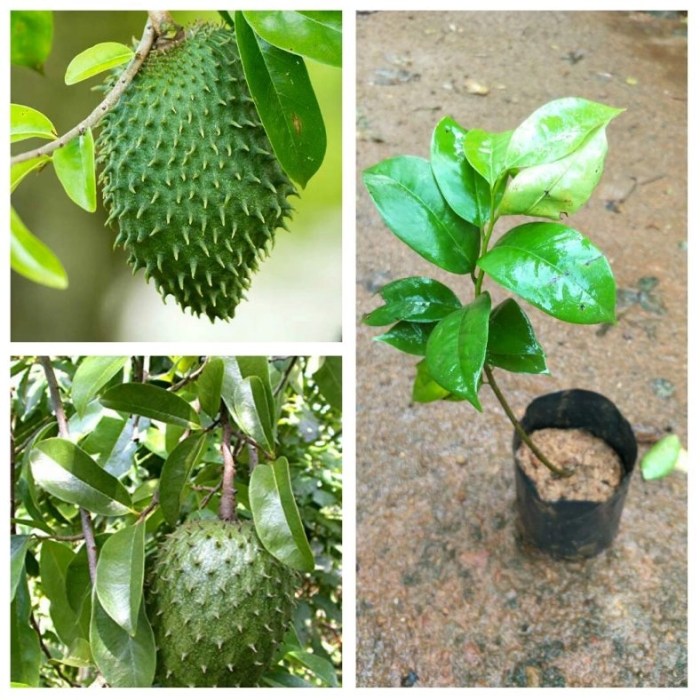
(218, 406, 237, 522)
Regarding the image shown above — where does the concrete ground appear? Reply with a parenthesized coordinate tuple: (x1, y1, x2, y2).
(356, 11, 687, 687)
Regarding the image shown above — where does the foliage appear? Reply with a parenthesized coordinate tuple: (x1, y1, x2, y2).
(10, 356, 342, 687)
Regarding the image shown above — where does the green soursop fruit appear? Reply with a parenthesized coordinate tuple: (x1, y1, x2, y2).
(97, 24, 296, 321)
(147, 519, 298, 687)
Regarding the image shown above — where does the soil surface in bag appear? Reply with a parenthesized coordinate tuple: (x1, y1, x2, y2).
(516, 428, 623, 502)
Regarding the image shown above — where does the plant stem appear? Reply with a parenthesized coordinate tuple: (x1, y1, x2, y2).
(484, 365, 572, 478)
(11, 17, 158, 166)
(218, 406, 237, 522)
(29, 611, 79, 687)
(80, 509, 98, 584)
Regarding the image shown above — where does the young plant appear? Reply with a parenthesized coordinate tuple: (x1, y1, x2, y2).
(363, 97, 623, 476)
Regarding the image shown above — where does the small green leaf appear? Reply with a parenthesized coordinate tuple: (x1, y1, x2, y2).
(90, 594, 156, 688)
(364, 276, 462, 326)
(243, 10, 342, 67)
(235, 11, 326, 188)
(426, 292, 491, 410)
(10, 206, 68, 289)
(505, 97, 624, 170)
(101, 383, 200, 428)
(11, 104, 57, 143)
(11, 535, 31, 601)
(487, 299, 548, 374)
(30, 437, 133, 516)
(477, 222, 616, 324)
(53, 129, 97, 212)
(72, 356, 127, 418)
(95, 522, 145, 636)
(160, 435, 206, 527)
(376, 321, 437, 356)
(363, 156, 480, 274)
(196, 357, 224, 418)
(11, 155, 50, 192)
(65, 42, 134, 85)
(11, 10, 53, 73)
(11, 575, 41, 686)
(431, 116, 492, 226)
(286, 650, 339, 686)
(312, 357, 342, 411)
(412, 358, 451, 403)
(499, 126, 609, 219)
(463, 128, 513, 187)
(641, 435, 684, 480)
(250, 457, 315, 572)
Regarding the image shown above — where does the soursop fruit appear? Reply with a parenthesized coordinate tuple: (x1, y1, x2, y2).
(97, 24, 296, 321)
(147, 519, 298, 687)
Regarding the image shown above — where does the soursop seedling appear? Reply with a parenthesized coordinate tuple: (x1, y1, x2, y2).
(97, 24, 296, 321)
(148, 519, 298, 687)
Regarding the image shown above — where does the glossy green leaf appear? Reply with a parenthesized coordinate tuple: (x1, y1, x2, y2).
(412, 359, 451, 403)
(11, 575, 41, 686)
(376, 321, 437, 356)
(487, 299, 548, 374)
(431, 116, 492, 226)
(101, 383, 200, 428)
(243, 10, 341, 67)
(236, 357, 276, 430)
(312, 357, 342, 411)
(160, 434, 206, 527)
(53, 129, 97, 212)
(65, 42, 133, 85)
(641, 435, 683, 480)
(58, 638, 93, 667)
(196, 357, 224, 418)
(95, 522, 145, 636)
(73, 356, 127, 418)
(11, 10, 53, 72)
(477, 222, 616, 324)
(364, 156, 480, 274)
(81, 416, 136, 477)
(11, 535, 31, 601)
(426, 292, 491, 410)
(30, 437, 133, 516)
(10, 206, 68, 289)
(11, 104, 57, 143)
(505, 97, 624, 170)
(11, 155, 50, 192)
(90, 594, 156, 688)
(250, 457, 315, 572)
(235, 11, 326, 188)
(499, 126, 609, 219)
(287, 650, 339, 686)
(463, 128, 513, 187)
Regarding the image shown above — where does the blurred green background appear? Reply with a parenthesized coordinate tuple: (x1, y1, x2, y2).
(11, 11, 342, 341)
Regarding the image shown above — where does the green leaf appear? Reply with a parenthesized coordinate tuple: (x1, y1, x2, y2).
(57, 638, 92, 668)
(487, 299, 548, 374)
(72, 356, 127, 418)
(11, 575, 41, 686)
(499, 126, 609, 219)
(10, 206, 68, 289)
(196, 357, 224, 418)
(363, 156, 480, 274)
(426, 292, 491, 410)
(641, 435, 683, 480)
(235, 11, 326, 188)
(29, 437, 133, 516)
(250, 456, 315, 572)
(53, 129, 97, 212)
(65, 42, 133, 85)
(504, 97, 624, 170)
(90, 594, 156, 688)
(11, 10, 53, 72)
(312, 357, 342, 411)
(95, 523, 145, 636)
(376, 321, 437, 356)
(236, 357, 276, 431)
(463, 128, 513, 187)
(287, 650, 339, 686)
(81, 416, 136, 477)
(11, 155, 51, 192)
(101, 383, 200, 428)
(11, 535, 31, 601)
(477, 222, 616, 324)
(431, 116, 492, 226)
(243, 10, 342, 67)
(160, 435, 206, 527)
(11, 104, 57, 143)
(363, 276, 462, 326)
(412, 358, 451, 403)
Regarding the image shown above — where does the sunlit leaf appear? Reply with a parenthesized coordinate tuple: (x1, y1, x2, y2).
(101, 383, 200, 428)
(53, 129, 97, 212)
(72, 356, 127, 417)
(11, 155, 50, 192)
(65, 42, 133, 85)
(11, 104, 57, 143)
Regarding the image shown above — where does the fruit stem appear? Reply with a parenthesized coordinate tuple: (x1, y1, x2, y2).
(219, 405, 237, 521)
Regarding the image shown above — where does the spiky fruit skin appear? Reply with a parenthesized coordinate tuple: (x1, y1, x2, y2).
(97, 25, 296, 321)
(147, 519, 298, 687)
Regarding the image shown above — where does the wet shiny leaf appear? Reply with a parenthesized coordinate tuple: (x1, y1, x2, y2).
(463, 128, 512, 187)
(375, 321, 437, 356)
